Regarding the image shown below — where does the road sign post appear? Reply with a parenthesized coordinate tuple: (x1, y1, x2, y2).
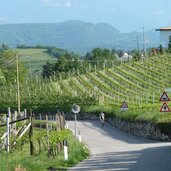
(72, 104, 80, 139)
(121, 101, 128, 111)
(160, 103, 170, 112)
(160, 91, 170, 102)
(160, 92, 170, 113)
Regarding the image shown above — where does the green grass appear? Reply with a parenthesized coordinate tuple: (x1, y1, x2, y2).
(82, 104, 171, 123)
(16, 48, 57, 75)
(0, 130, 89, 171)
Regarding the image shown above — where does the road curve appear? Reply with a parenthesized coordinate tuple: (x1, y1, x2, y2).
(68, 120, 171, 171)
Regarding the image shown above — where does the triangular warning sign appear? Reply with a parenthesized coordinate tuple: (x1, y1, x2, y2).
(160, 103, 170, 112)
(160, 92, 170, 102)
(121, 101, 128, 110)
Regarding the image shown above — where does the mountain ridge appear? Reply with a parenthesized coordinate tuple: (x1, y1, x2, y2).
(0, 20, 160, 53)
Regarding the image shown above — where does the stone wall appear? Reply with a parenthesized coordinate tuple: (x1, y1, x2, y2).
(107, 117, 170, 141)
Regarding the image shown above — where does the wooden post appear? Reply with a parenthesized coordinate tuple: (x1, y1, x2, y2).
(46, 114, 50, 154)
(16, 54, 21, 114)
(12, 111, 17, 135)
(29, 109, 34, 155)
(6, 112, 10, 153)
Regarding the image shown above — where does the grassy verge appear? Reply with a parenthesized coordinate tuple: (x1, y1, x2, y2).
(0, 130, 89, 171)
(82, 104, 171, 123)
(82, 104, 171, 136)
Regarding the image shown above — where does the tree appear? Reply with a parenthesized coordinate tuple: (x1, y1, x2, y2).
(42, 52, 84, 78)
(42, 62, 54, 78)
(132, 50, 141, 61)
(0, 51, 27, 84)
(0, 44, 10, 51)
(85, 47, 117, 66)
(158, 44, 164, 54)
(53, 53, 81, 73)
(167, 36, 171, 53)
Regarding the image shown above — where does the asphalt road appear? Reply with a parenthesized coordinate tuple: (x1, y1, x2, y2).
(67, 120, 171, 171)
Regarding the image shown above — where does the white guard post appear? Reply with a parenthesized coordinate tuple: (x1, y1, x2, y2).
(63, 140, 68, 161)
(78, 131, 82, 142)
(65, 122, 69, 129)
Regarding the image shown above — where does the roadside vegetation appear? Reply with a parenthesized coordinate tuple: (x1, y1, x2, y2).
(0, 129, 89, 171)
(0, 44, 171, 126)
(0, 115, 89, 171)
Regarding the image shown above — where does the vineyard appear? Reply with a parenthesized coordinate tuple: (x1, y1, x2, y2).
(0, 55, 171, 110)
(0, 54, 171, 119)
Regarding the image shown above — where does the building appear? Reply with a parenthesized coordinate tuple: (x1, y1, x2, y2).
(156, 26, 171, 48)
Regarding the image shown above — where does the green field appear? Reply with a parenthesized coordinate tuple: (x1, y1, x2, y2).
(16, 48, 57, 76)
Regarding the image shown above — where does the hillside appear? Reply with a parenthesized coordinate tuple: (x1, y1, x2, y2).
(0, 21, 160, 53)
(1, 53, 170, 119)
(16, 48, 56, 75)
(51, 54, 170, 109)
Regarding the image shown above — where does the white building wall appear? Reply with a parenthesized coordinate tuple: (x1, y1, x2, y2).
(160, 31, 171, 48)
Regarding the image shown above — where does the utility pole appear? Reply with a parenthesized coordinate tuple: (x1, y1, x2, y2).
(143, 26, 147, 56)
(16, 54, 20, 114)
(136, 34, 140, 52)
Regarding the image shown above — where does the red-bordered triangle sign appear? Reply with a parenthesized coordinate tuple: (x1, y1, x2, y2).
(121, 101, 128, 109)
(160, 103, 171, 112)
(160, 91, 170, 102)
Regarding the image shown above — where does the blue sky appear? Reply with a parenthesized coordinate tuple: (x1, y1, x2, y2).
(0, 0, 170, 32)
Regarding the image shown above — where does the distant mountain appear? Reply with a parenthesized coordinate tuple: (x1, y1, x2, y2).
(0, 21, 160, 53)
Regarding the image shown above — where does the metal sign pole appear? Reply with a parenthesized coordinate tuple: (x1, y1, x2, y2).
(72, 104, 80, 140)
(75, 113, 77, 138)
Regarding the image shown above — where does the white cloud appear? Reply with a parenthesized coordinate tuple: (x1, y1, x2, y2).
(43, 0, 72, 8)
(43, 0, 59, 7)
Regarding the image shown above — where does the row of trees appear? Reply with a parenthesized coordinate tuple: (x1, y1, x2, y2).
(42, 47, 117, 78)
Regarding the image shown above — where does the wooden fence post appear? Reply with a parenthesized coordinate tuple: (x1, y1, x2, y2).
(12, 111, 17, 135)
(46, 114, 50, 154)
(6, 110, 10, 153)
(29, 109, 34, 155)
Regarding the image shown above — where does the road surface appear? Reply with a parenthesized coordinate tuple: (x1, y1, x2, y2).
(68, 120, 171, 171)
